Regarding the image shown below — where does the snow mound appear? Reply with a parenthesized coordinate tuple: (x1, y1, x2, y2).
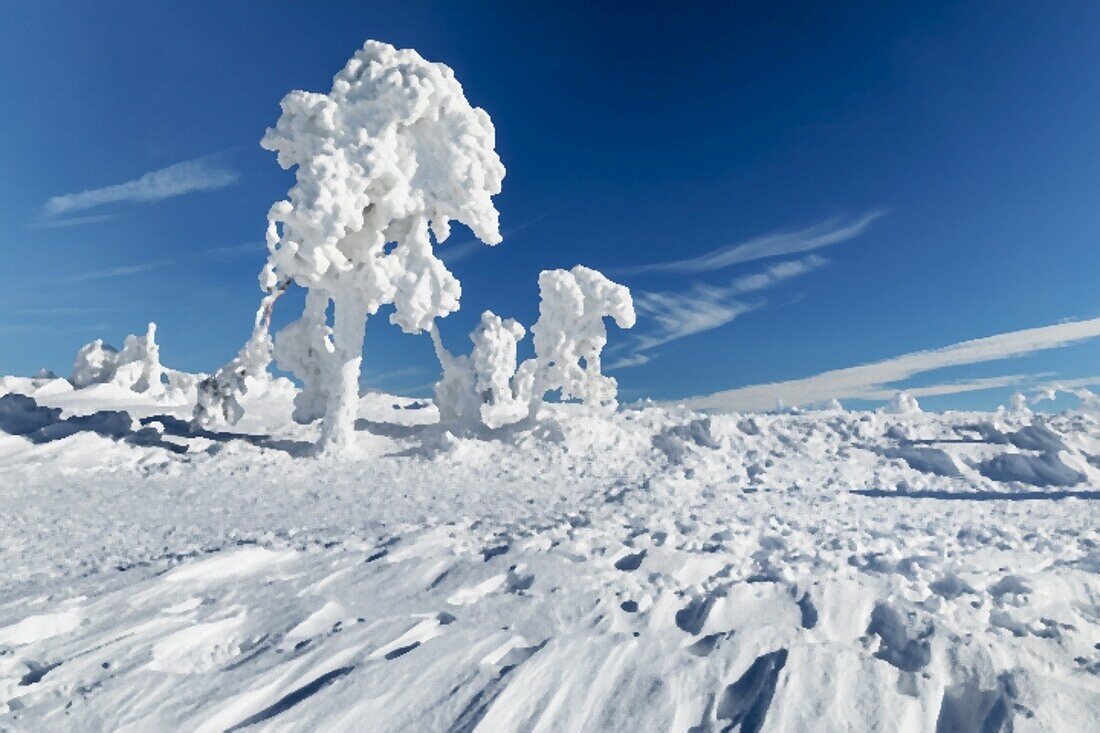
(882, 446, 960, 477)
(977, 452, 1085, 487)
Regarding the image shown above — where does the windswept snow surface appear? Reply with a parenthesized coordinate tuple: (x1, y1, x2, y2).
(1, 377, 1099, 731)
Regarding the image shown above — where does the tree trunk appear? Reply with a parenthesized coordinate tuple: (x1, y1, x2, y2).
(320, 292, 367, 449)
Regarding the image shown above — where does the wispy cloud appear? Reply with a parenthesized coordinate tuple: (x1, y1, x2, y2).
(0, 322, 115, 334)
(26, 214, 116, 230)
(202, 241, 265, 261)
(49, 242, 262, 284)
(5, 307, 118, 315)
(1037, 375, 1100, 391)
(629, 295, 757, 359)
(858, 374, 1037, 400)
(438, 239, 486, 266)
(42, 156, 239, 218)
(362, 366, 424, 385)
(54, 261, 169, 284)
(680, 317, 1100, 411)
(609, 255, 827, 369)
(623, 210, 884, 275)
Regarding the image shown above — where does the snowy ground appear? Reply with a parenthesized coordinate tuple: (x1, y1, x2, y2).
(1, 376, 1098, 731)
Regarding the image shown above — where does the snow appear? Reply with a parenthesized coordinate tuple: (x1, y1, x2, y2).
(2, 376, 1099, 730)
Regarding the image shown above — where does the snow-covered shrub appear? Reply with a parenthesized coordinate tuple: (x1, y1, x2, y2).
(531, 266, 636, 406)
(113, 323, 164, 393)
(885, 391, 921, 415)
(432, 266, 635, 431)
(72, 340, 119, 388)
(472, 313, 536, 428)
(430, 328, 481, 428)
(431, 311, 536, 430)
(1009, 392, 1031, 415)
(71, 323, 164, 394)
(194, 300, 280, 427)
(222, 39, 508, 448)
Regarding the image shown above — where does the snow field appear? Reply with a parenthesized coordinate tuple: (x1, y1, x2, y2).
(1, 378, 1098, 730)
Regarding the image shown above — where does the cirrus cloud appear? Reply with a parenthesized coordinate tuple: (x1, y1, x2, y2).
(43, 156, 239, 219)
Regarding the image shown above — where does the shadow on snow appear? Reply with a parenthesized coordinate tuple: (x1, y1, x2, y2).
(852, 488, 1100, 501)
(0, 393, 312, 457)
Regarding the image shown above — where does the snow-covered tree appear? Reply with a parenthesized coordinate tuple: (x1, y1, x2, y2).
(191, 42, 638, 445)
(72, 340, 119, 388)
(531, 266, 636, 406)
(272, 289, 333, 425)
(73, 323, 201, 403)
(255, 40, 505, 448)
(113, 323, 164, 394)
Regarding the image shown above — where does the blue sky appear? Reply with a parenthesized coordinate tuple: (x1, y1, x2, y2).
(3, 2, 1100, 410)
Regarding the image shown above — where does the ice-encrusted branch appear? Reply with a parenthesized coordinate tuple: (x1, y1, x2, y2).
(193, 279, 288, 428)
